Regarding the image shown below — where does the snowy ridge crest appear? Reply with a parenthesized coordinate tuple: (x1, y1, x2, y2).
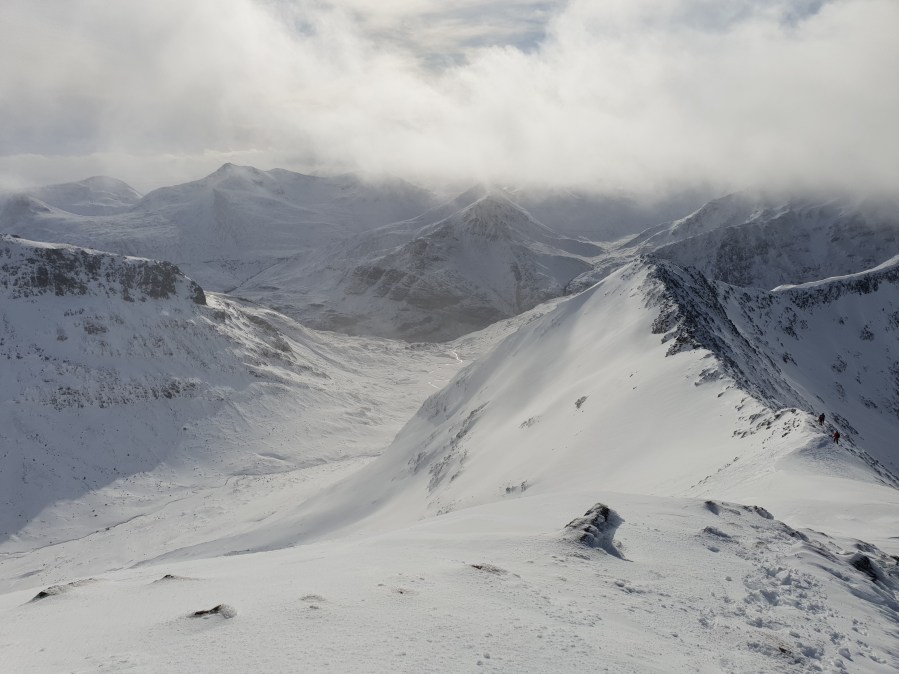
(269, 254, 899, 552)
(776, 254, 899, 305)
(646, 255, 899, 482)
(0, 234, 206, 305)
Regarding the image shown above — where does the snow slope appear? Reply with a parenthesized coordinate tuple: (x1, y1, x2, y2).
(2, 491, 897, 673)
(146, 256, 899, 565)
(1, 240, 897, 671)
(2, 196, 899, 671)
(0, 235, 475, 561)
(651, 256, 899, 473)
(510, 187, 710, 241)
(237, 193, 597, 341)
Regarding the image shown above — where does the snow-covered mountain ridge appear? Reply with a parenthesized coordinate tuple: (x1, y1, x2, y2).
(2, 179, 899, 671)
(645, 195, 899, 289)
(92, 250, 897, 671)
(241, 255, 899, 557)
(7, 167, 897, 345)
(1, 234, 205, 304)
(27, 176, 142, 216)
(239, 193, 596, 341)
(648, 254, 899, 483)
(0, 165, 441, 292)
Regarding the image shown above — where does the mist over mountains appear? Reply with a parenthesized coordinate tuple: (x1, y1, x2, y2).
(4, 164, 898, 340)
(4, 0, 899, 669)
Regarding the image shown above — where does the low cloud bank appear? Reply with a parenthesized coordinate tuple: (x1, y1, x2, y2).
(1, 0, 896, 195)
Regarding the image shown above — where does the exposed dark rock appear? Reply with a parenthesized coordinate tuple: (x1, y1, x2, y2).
(470, 563, 508, 575)
(189, 604, 237, 619)
(153, 574, 192, 583)
(29, 579, 94, 602)
(564, 503, 625, 558)
(1, 235, 206, 305)
(704, 500, 721, 515)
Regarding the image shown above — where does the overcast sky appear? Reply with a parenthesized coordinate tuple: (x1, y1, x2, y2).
(1, 0, 897, 195)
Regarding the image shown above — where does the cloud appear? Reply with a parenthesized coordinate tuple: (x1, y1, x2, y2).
(1, 0, 897, 196)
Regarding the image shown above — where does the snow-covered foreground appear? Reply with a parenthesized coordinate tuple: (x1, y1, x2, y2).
(2, 235, 898, 671)
(2, 493, 897, 673)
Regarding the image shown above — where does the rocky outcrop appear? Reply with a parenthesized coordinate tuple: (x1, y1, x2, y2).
(1, 235, 205, 305)
(563, 503, 625, 558)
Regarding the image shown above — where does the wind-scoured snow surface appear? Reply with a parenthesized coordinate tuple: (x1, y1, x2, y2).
(2, 188, 899, 671)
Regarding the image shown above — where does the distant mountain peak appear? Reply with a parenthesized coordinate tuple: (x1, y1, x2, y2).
(1, 194, 54, 218)
(11, 176, 143, 216)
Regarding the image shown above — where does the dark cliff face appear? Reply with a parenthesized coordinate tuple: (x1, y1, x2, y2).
(644, 255, 899, 480)
(0, 235, 206, 305)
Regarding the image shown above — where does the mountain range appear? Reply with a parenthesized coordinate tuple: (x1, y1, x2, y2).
(1, 168, 898, 672)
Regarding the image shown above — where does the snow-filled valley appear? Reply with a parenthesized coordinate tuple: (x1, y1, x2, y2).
(1, 172, 898, 673)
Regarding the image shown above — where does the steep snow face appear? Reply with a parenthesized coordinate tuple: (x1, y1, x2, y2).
(228, 257, 899, 556)
(650, 256, 899, 476)
(238, 194, 597, 342)
(25, 176, 142, 216)
(649, 198, 899, 289)
(568, 193, 899, 296)
(0, 237, 471, 557)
